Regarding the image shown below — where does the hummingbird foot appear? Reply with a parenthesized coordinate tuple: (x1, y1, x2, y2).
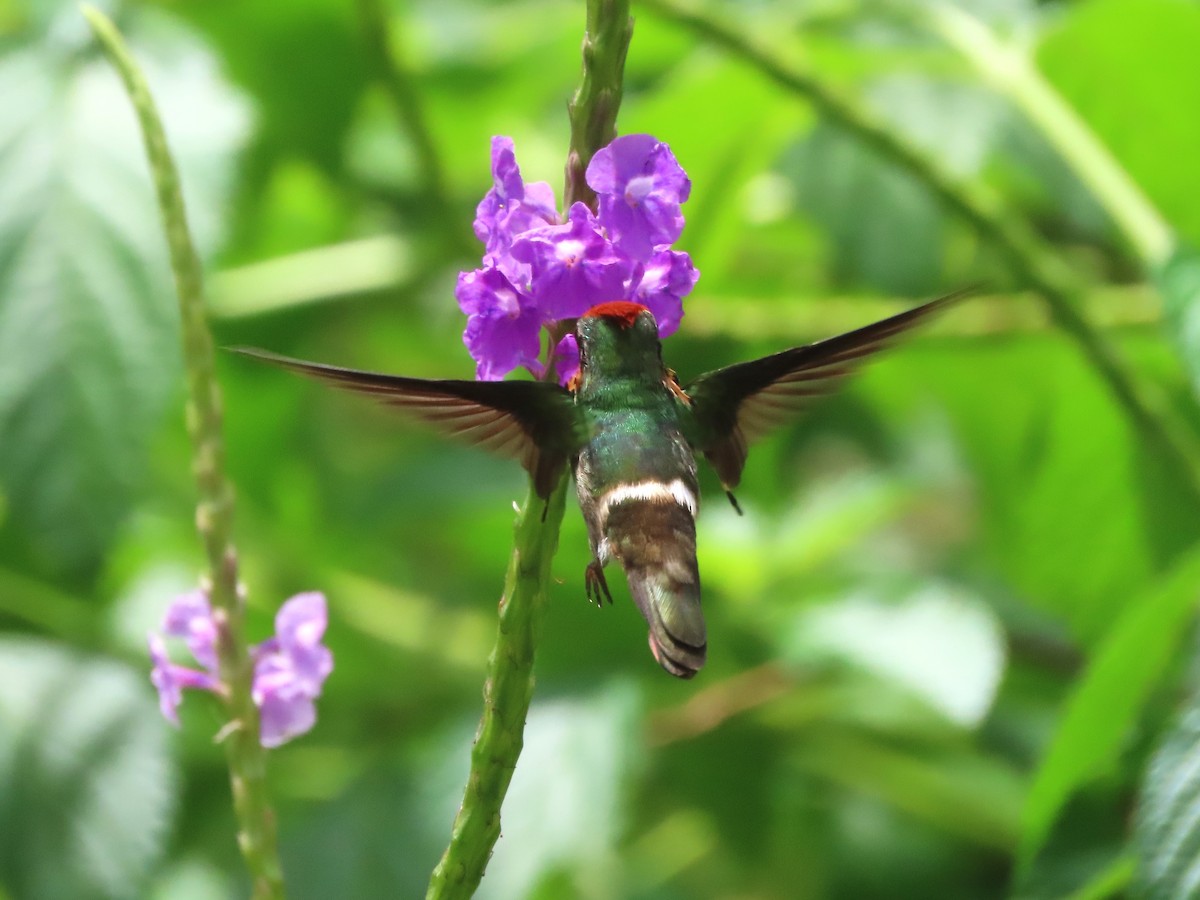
(584, 559, 613, 606)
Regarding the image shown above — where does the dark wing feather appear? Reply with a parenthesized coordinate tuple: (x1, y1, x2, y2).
(684, 290, 967, 490)
(231, 348, 587, 498)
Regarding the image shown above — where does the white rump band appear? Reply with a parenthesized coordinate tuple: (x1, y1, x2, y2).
(598, 479, 698, 524)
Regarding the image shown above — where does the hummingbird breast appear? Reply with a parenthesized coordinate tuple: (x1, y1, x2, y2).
(574, 406, 708, 677)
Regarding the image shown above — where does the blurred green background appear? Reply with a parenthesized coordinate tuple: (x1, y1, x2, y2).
(4, 0, 1200, 897)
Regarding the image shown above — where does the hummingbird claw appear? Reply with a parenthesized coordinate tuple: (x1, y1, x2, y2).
(585, 559, 613, 606)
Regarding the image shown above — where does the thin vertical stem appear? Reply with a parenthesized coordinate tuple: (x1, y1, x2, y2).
(424, 479, 569, 899)
(565, 0, 634, 210)
(425, 1, 632, 897)
(82, 8, 284, 898)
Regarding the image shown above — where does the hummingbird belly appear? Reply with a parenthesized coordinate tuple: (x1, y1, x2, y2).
(574, 414, 707, 677)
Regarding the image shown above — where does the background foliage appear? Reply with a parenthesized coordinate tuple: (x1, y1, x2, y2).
(2, 0, 1200, 897)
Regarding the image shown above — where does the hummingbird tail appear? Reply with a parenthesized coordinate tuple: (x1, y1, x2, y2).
(607, 499, 708, 678)
(628, 571, 707, 679)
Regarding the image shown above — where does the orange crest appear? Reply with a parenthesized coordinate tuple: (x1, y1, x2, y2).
(582, 300, 648, 329)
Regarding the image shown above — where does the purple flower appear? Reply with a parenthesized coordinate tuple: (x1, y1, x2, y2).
(148, 588, 332, 748)
(460, 135, 698, 381)
(149, 633, 219, 725)
(161, 588, 218, 670)
(553, 333, 580, 386)
(474, 136, 557, 279)
(631, 250, 699, 337)
(252, 593, 333, 749)
(456, 267, 545, 381)
(511, 203, 633, 320)
(586, 134, 691, 261)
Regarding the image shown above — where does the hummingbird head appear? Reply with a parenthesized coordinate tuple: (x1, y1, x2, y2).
(574, 301, 664, 392)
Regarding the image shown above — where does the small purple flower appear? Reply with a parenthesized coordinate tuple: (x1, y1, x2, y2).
(553, 333, 580, 386)
(148, 588, 332, 747)
(586, 134, 691, 261)
(149, 633, 220, 725)
(631, 250, 699, 337)
(161, 588, 218, 670)
(252, 592, 333, 749)
(511, 203, 633, 320)
(456, 267, 545, 381)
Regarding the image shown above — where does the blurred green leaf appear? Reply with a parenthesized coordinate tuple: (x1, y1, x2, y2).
(0, 638, 176, 899)
(794, 728, 1024, 852)
(1155, 242, 1200, 402)
(1018, 543, 1200, 875)
(0, 12, 248, 573)
(1133, 692, 1200, 900)
(174, 0, 366, 177)
(1037, 0, 1200, 246)
(789, 582, 1006, 729)
(895, 340, 1167, 644)
(784, 121, 946, 294)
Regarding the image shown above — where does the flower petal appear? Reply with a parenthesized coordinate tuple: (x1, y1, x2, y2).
(631, 250, 699, 337)
(161, 589, 219, 672)
(249, 591, 335, 747)
(256, 682, 318, 749)
(511, 203, 634, 319)
(587, 134, 691, 261)
(457, 267, 545, 380)
(553, 333, 580, 386)
(148, 633, 219, 727)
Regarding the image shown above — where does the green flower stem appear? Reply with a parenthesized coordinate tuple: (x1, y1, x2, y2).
(425, 478, 569, 899)
(639, 0, 1200, 501)
(82, 8, 285, 899)
(565, 0, 634, 210)
(427, 2, 631, 896)
(921, 3, 1173, 268)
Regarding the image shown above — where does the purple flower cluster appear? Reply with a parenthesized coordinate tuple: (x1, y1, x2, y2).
(149, 589, 333, 748)
(457, 134, 699, 383)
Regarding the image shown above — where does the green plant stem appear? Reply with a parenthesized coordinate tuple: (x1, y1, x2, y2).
(565, 0, 633, 210)
(921, 3, 1173, 268)
(82, 8, 284, 899)
(639, 0, 1200, 501)
(426, 3, 631, 896)
(425, 479, 569, 899)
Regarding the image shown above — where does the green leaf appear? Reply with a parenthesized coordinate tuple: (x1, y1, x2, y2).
(1134, 693, 1200, 899)
(1155, 242, 1200, 402)
(1036, 0, 1200, 247)
(893, 340, 1167, 645)
(0, 12, 248, 573)
(1017, 544, 1200, 875)
(780, 77, 1003, 294)
(0, 638, 177, 899)
(784, 120, 946, 295)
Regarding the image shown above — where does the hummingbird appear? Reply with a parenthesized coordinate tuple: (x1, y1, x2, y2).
(235, 291, 962, 678)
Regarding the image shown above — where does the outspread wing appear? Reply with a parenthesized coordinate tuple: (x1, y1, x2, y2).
(231, 348, 587, 498)
(684, 290, 967, 491)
